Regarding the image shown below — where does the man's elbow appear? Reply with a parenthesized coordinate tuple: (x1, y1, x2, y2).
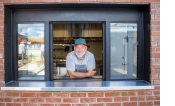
(67, 71, 75, 78)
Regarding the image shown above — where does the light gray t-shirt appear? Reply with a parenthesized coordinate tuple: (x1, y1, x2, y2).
(66, 51, 95, 72)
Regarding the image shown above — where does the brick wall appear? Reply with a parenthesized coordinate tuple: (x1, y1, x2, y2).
(0, 86, 160, 106)
(0, 0, 160, 106)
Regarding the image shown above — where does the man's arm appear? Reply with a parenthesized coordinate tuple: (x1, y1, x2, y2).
(67, 67, 96, 78)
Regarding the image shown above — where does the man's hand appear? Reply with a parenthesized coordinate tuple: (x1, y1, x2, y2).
(87, 67, 96, 77)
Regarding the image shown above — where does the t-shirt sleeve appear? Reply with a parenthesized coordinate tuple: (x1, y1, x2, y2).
(87, 55, 96, 70)
(66, 55, 75, 71)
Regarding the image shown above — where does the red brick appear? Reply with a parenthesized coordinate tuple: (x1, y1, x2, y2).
(155, 15, 160, 19)
(0, 32, 3, 36)
(138, 91, 152, 95)
(55, 104, 71, 106)
(0, 21, 3, 26)
(151, 74, 158, 79)
(147, 0, 160, 3)
(151, 58, 155, 63)
(154, 80, 160, 85)
(0, 81, 4, 86)
(151, 14, 154, 19)
(155, 26, 160, 30)
(80, 98, 96, 103)
(71, 93, 86, 97)
(22, 103, 38, 106)
(0, 4, 3, 9)
(156, 58, 160, 63)
(138, 101, 153, 106)
(88, 93, 103, 97)
(155, 4, 160, 8)
(151, 4, 154, 8)
(38, 104, 54, 106)
(150, 36, 154, 41)
(155, 69, 160, 74)
(122, 102, 137, 106)
(4, 92, 20, 97)
(63, 0, 79, 2)
(115, 0, 130, 3)
(0, 76, 4, 80)
(154, 91, 160, 95)
(114, 97, 129, 102)
(0, 15, 3, 20)
(0, 0, 11, 3)
(45, 0, 62, 2)
(131, 0, 146, 3)
(151, 31, 160, 35)
(130, 96, 145, 101)
(12, 0, 28, 3)
(0, 103, 5, 106)
(151, 69, 155, 74)
(13, 98, 28, 102)
(98, 0, 114, 2)
(0, 98, 12, 102)
(97, 98, 112, 102)
(37, 93, 52, 97)
(29, 98, 45, 102)
(0, 27, 3, 31)
(0, 10, 3, 15)
(53, 93, 69, 97)
(151, 47, 154, 52)
(63, 98, 79, 103)
(146, 96, 160, 100)
(72, 104, 88, 106)
(80, 0, 96, 2)
(0, 70, 4, 75)
(0, 37, 3, 42)
(151, 20, 160, 25)
(151, 26, 154, 30)
(151, 9, 157, 14)
(151, 64, 160, 68)
(0, 92, 3, 97)
(151, 53, 160, 57)
(121, 92, 136, 96)
(155, 36, 160, 41)
(154, 101, 160, 105)
(21, 93, 36, 97)
(106, 103, 121, 106)
(89, 103, 105, 106)
(6, 103, 21, 106)
(46, 98, 61, 103)
(29, 0, 44, 2)
(105, 92, 120, 97)
(0, 43, 3, 47)
(158, 41, 160, 46)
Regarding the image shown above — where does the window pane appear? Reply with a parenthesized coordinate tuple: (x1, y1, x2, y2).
(110, 23, 137, 79)
(18, 23, 45, 80)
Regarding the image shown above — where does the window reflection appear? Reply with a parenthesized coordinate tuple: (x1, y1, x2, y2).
(18, 24, 45, 80)
(110, 23, 137, 79)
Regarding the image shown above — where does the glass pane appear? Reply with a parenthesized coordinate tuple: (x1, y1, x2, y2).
(53, 23, 102, 79)
(110, 23, 137, 79)
(18, 23, 45, 80)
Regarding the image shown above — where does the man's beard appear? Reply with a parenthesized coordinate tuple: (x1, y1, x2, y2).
(75, 51, 86, 58)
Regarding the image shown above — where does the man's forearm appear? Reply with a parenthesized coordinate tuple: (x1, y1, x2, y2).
(68, 71, 90, 78)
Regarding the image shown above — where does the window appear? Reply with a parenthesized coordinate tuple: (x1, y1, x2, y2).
(110, 23, 137, 79)
(4, 4, 150, 83)
(17, 23, 45, 80)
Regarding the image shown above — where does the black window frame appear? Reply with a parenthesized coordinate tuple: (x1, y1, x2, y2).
(4, 3, 150, 83)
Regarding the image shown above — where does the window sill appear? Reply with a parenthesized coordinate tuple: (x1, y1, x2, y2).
(1, 80, 154, 91)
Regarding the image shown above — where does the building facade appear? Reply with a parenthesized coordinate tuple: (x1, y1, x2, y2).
(0, 0, 160, 106)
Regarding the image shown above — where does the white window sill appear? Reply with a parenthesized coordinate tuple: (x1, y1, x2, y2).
(1, 80, 154, 91)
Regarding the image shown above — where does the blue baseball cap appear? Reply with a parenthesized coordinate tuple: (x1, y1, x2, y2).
(75, 38, 86, 45)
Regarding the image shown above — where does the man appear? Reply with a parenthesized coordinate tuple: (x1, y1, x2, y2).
(66, 38, 96, 78)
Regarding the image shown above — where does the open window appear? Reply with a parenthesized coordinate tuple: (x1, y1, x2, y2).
(52, 23, 103, 80)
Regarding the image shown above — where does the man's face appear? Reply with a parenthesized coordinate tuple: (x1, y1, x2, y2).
(74, 44, 87, 58)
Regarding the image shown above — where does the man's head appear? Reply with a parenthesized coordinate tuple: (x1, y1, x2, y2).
(74, 38, 87, 58)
